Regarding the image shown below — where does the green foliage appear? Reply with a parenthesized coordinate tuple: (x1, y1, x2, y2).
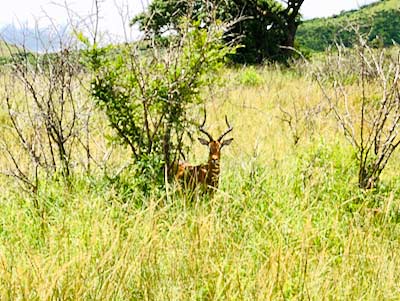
(83, 20, 235, 190)
(0, 56, 9, 65)
(237, 66, 265, 86)
(132, 0, 304, 64)
(297, 0, 400, 52)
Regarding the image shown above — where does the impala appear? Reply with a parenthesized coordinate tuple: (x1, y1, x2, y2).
(175, 114, 233, 192)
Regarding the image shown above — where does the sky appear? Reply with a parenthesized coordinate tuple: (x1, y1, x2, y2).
(0, 0, 379, 41)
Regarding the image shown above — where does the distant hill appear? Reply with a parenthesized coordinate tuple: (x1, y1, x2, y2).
(0, 40, 19, 56)
(0, 24, 68, 53)
(296, 0, 400, 52)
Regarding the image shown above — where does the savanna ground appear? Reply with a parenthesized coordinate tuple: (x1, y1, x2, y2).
(1, 64, 400, 300)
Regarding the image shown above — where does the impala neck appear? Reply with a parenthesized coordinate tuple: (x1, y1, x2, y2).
(208, 160, 220, 172)
(206, 158, 220, 186)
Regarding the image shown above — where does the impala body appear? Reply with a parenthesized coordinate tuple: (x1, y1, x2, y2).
(175, 115, 233, 192)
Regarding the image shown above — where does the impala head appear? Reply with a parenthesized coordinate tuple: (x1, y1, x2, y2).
(198, 113, 233, 165)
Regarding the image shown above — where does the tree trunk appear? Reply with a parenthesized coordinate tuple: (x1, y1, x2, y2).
(282, 0, 304, 56)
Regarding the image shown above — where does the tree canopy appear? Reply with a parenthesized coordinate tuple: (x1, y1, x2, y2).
(132, 0, 304, 64)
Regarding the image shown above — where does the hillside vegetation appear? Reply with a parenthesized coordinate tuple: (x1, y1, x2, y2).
(296, 0, 400, 51)
(0, 40, 19, 64)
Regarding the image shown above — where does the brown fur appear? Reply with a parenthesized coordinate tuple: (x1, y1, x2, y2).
(175, 115, 233, 193)
(175, 140, 232, 192)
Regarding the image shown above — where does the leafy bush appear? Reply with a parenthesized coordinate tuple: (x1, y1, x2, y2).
(82, 19, 235, 190)
(237, 66, 264, 86)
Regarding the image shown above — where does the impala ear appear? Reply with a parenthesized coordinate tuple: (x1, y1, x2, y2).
(198, 137, 209, 146)
(221, 138, 233, 147)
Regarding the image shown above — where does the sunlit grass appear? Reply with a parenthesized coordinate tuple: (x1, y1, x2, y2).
(1, 64, 400, 300)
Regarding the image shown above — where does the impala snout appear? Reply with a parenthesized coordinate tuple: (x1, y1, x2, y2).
(211, 156, 219, 164)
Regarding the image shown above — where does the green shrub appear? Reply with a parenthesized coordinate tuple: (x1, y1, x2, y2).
(81, 20, 236, 191)
(237, 66, 264, 86)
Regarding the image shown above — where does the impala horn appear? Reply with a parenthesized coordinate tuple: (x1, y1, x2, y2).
(217, 115, 233, 141)
(199, 110, 214, 141)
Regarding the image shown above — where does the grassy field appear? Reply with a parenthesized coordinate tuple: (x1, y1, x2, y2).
(1, 63, 400, 300)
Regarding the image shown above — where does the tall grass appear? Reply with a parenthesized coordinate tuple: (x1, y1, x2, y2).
(1, 65, 400, 300)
